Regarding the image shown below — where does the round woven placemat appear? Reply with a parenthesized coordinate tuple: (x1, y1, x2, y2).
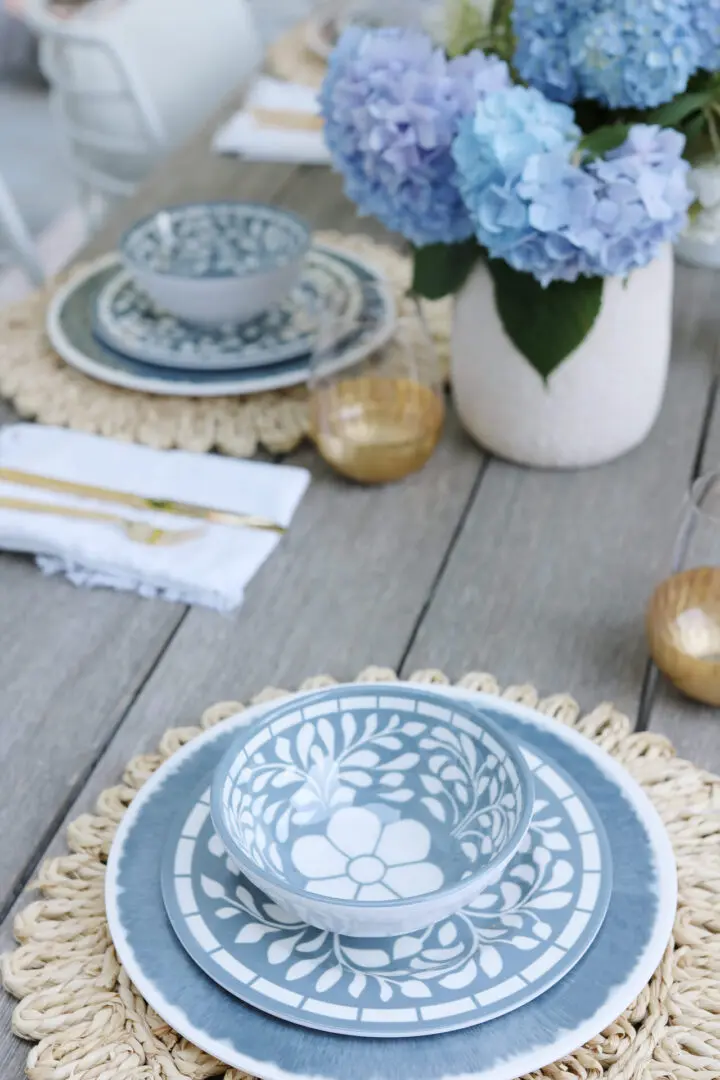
(0, 232, 451, 458)
(2, 667, 719, 1079)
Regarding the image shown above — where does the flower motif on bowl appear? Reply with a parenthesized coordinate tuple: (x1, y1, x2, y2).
(291, 807, 443, 901)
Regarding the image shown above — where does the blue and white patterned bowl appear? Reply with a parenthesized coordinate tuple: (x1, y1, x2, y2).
(210, 685, 534, 937)
(121, 202, 311, 327)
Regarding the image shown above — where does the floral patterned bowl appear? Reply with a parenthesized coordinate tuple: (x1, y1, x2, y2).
(121, 202, 311, 327)
(210, 685, 534, 937)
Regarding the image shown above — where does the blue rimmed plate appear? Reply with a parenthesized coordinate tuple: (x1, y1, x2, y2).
(47, 250, 395, 397)
(93, 247, 366, 371)
(106, 685, 676, 1080)
(160, 734, 611, 1038)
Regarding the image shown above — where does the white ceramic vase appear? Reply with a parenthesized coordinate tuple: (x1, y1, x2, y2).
(675, 158, 720, 269)
(451, 245, 674, 469)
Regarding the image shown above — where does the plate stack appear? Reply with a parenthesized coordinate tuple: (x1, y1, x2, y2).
(106, 682, 677, 1080)
(47, 202, 396, 397)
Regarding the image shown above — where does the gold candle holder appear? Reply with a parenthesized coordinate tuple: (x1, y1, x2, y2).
(309, 287, 444, 485)
(647, 472, 720, 706)
(647, 567, 720, 706)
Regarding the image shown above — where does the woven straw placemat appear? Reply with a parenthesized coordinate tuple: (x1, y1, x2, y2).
(0, 232, 451, 458)
(267, 21, 328, 90)
(2, 666, 719, 1080)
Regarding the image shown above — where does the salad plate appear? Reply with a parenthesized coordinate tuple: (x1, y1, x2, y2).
(47, 252, 394, 397)
(94, 246, 366, 371)
(106, 684, 676, 1080)
(161, 733, 611, 1037)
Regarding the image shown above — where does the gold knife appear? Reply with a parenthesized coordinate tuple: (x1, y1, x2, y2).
(0, 468, 286, 533)
(251, 107, 324, 133)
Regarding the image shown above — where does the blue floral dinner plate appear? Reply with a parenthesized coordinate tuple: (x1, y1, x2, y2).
(47, 251, 395, 397)
(106, 685, 677, 1080)
(93, 247, 366, 371)
(160, 736, 611, 1038)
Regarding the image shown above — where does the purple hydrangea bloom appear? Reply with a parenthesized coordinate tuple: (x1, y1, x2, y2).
(319, 27, 510, 247)
(569, 0, 701, 109)
(453, 88, 692, 286)
(582, 126, 693, 275)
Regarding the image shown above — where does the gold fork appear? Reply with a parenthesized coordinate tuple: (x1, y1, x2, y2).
(0, 497, 205, 547)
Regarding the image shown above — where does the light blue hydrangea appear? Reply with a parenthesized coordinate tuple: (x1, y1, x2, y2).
(452, 86, 584, 282)
(319, 27, 510, 247)
(690, 0, 720, 71)
(569, 0, 701, 109)
(453, 87, 692, 285)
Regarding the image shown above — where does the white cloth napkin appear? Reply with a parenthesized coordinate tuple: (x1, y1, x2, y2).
(0, 425, 310, 611)
(213, 76, 330, 165)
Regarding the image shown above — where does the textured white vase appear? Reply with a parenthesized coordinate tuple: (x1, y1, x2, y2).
(675, 158, 720, 269)
(451, 245, 674, 469)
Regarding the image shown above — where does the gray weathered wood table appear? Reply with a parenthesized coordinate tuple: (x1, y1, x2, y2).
(2, 95, 720, 1075)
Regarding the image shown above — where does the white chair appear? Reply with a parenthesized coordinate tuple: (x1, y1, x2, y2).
(0, 169, 44, 287)
(22, 0, 262, 229)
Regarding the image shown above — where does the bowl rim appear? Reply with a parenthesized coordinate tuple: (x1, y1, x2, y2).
(120, 201, 312, 282)
(210, 682, 535, 912)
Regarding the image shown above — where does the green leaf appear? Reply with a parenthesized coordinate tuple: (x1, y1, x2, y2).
(648, 91, 714, 128)
(487, 261, 604, 380)
(578, 123, 633, 159)
(412, 240, 480, 301)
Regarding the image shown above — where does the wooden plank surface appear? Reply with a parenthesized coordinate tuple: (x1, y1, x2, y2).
(3, 73, 720, 1080)
(402, 265, 718, 724)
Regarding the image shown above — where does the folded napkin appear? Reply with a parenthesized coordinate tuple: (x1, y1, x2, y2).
(0, 425, 310, 611)
(213, 76, 330, 165)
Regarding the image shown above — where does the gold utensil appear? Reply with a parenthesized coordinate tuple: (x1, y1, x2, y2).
(0, 469, 286, 533)
(0, 497, 204, 547)
(251, 107, 324, 132)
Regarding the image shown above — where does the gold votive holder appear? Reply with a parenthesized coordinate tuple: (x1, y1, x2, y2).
(647, 566, 720, 706)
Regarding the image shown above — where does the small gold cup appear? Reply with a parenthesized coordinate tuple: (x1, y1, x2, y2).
(309, 287, 444, 484)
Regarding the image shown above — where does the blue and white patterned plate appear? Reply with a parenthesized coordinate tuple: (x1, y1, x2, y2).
(94, 248, 365, 371)
(161, 737, 611, 1038)
(106, 685, 677, 1080)
(47, 251, 395, 397)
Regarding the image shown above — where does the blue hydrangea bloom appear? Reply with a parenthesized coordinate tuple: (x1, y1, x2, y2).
(319, 27, 510, 247)
(453, 89, 691, 286)
(690, 0, 720, 70)
(569, 0, 701, 109)
(511, 0, 580, 103)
